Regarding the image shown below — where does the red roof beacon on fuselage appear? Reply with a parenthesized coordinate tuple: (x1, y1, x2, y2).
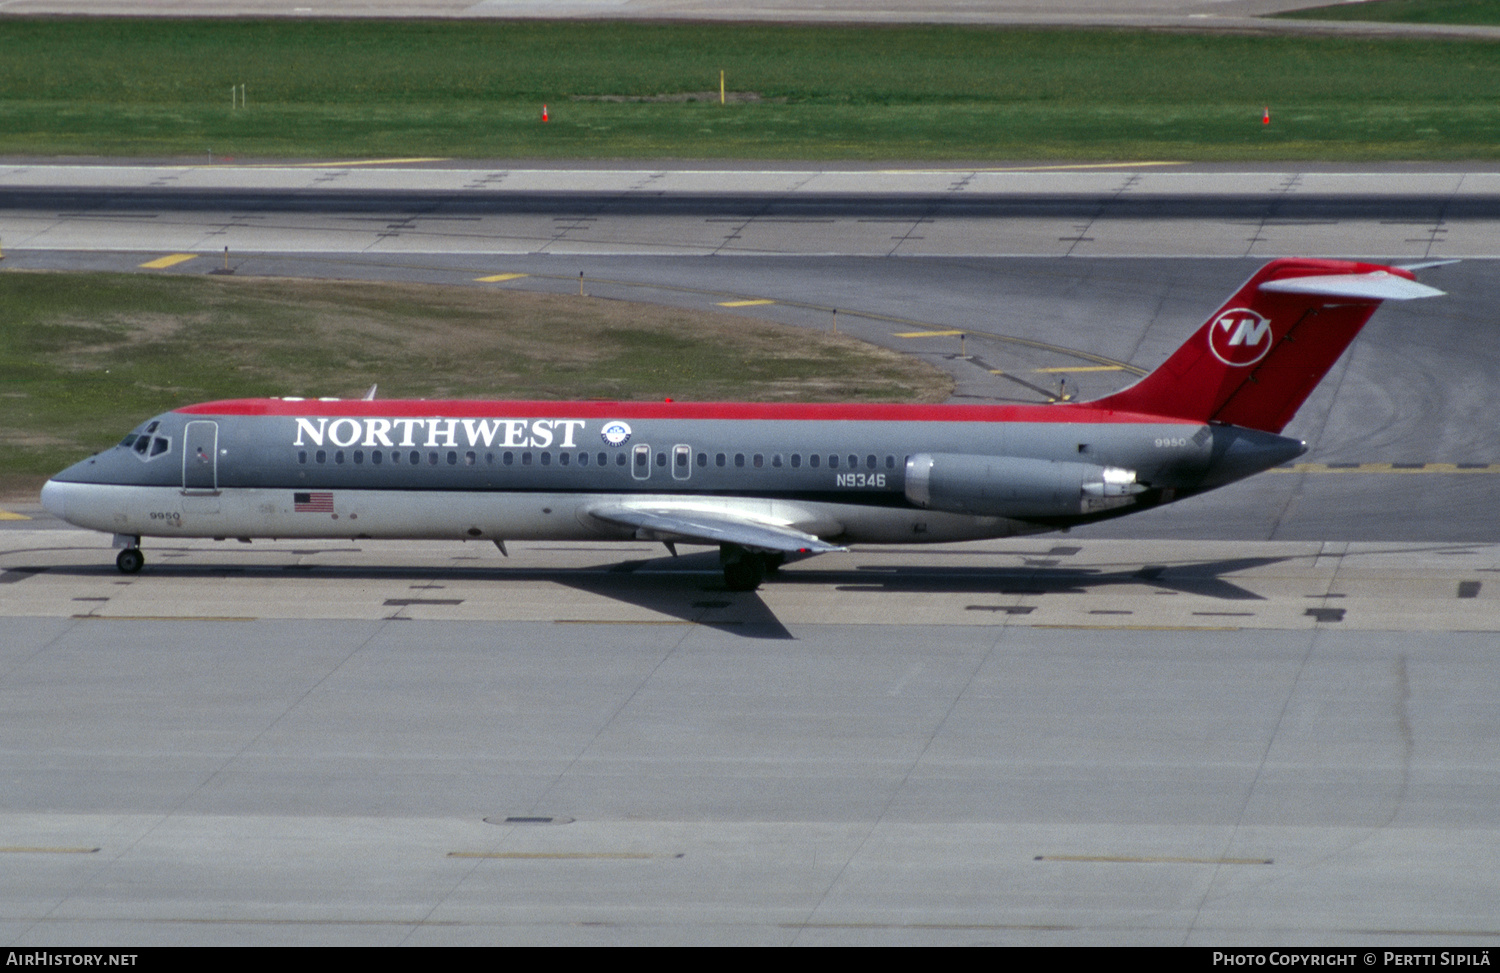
(42, 259, 1444, 590)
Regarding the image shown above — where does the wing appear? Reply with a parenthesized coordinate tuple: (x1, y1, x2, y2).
(586, 504, 846, 554)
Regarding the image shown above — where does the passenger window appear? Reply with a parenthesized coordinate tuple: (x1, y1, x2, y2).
(298, 450, 307, 464)
(559, 452, 569, 466)
(772, 454, 782, 468)
(541, 452, 551, 466)
(886, 455, 895, 469)
(735, 454, 745, 468)
(716, 453, 727, 468)
(829, 455, 838, 469)
(616, 452, 627, 466)
(522, 452, 533, 466)
(335, 450, 345, 465)
(447, 451, 458, 465)
(697, 452, 707, 467)
(753, 454, 764, 469)
(409, 450, 420, 465)
(372, 451, 382, 465)
(466, 451, 476, 466)
(578, 452, 588, 467)
(428, 452, 439, 466)
(655, 451, 666, 467)
(867, 454, 877, 469)
(391, 451, 402, 464)
(316, 450, 327, 464)
(504, 452, 514, 465)
(353, 450, 364, 465)
(810, 454, 820, 468)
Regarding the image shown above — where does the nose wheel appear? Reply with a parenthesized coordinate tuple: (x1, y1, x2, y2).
(115, 548, 144, 574)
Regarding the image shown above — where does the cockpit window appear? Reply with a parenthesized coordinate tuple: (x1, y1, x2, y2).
(125, 420, 171, 461)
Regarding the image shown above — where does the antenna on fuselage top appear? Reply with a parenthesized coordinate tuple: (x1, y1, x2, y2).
(362, 384, 378, 401)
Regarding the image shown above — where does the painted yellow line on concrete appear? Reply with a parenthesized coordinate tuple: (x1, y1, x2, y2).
(881, 161, 1185, 174)
(0, 509, 30, 521)
(250, 157, 451, 168)
(894, 329, 965, 338)
(1273, 463, 1500, 474)
(1034, 624, 1241, 631)
(475, 273, 528, 282)
(1037, 854, 1272, 865)
(1034, 365, 1125, 373)
(556, 619, 693, 626)
(72, 615, 256, 622)
(717, 299, 777, 307)
(447, 851, 660, 860)
(139, 253, 197, 269)
(0, 846, 99, 854)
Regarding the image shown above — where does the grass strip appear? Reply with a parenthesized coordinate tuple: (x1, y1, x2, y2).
(0, 19, 1497, 159)
(0, 271, 948, 493)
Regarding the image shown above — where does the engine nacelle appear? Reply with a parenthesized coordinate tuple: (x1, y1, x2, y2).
(904, 453, 1145, 519)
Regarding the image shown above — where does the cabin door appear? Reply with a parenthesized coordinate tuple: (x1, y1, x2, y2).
(182, 420, 219, 493)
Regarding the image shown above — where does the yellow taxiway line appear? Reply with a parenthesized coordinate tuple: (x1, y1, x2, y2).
(139, 253, 197, 269)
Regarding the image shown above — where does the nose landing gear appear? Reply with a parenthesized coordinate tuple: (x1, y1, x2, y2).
(113, 534, 143, 574)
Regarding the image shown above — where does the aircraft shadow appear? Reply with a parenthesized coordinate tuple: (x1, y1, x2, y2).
(32, 552, 796, 641)
(803, 556, 1288, 601)
(26, 552, 1295, 640)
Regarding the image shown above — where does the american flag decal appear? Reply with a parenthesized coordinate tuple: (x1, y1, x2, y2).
(294, 491, 335, 513)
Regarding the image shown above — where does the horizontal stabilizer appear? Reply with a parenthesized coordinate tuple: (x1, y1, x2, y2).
(1259, 272, 1444, 301)
(588, 505, 846, 554)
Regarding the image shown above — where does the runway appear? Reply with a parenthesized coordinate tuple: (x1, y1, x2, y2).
(5, 0, 1500, 41)
(3, 161, 1500, 945)
(4, 162, 1499, 258)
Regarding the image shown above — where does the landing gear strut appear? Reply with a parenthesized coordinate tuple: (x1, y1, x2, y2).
(721, 545, 777, 592)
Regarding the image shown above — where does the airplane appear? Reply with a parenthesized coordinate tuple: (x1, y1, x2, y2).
(41, 258, 1444, 591)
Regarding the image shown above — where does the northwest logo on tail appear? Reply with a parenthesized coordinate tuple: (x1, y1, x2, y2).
(1208, 308, 1273, 366)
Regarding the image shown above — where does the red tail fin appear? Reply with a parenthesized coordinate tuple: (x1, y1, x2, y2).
(1093, 258, 1443, 433)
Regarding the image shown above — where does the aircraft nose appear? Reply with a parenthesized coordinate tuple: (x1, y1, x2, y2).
(40, 480, 66, 520)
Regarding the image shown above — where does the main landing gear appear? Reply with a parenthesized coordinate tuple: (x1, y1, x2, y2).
(720, 545, 784, 592)
(113, 534, 144, 574)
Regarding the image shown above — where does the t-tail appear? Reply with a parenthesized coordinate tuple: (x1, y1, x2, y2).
(1093, 258, 1444, 433)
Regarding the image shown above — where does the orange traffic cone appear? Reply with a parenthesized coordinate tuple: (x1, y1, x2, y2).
(542, 105, 549, 123)
(1262, 106, 1270, 125)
